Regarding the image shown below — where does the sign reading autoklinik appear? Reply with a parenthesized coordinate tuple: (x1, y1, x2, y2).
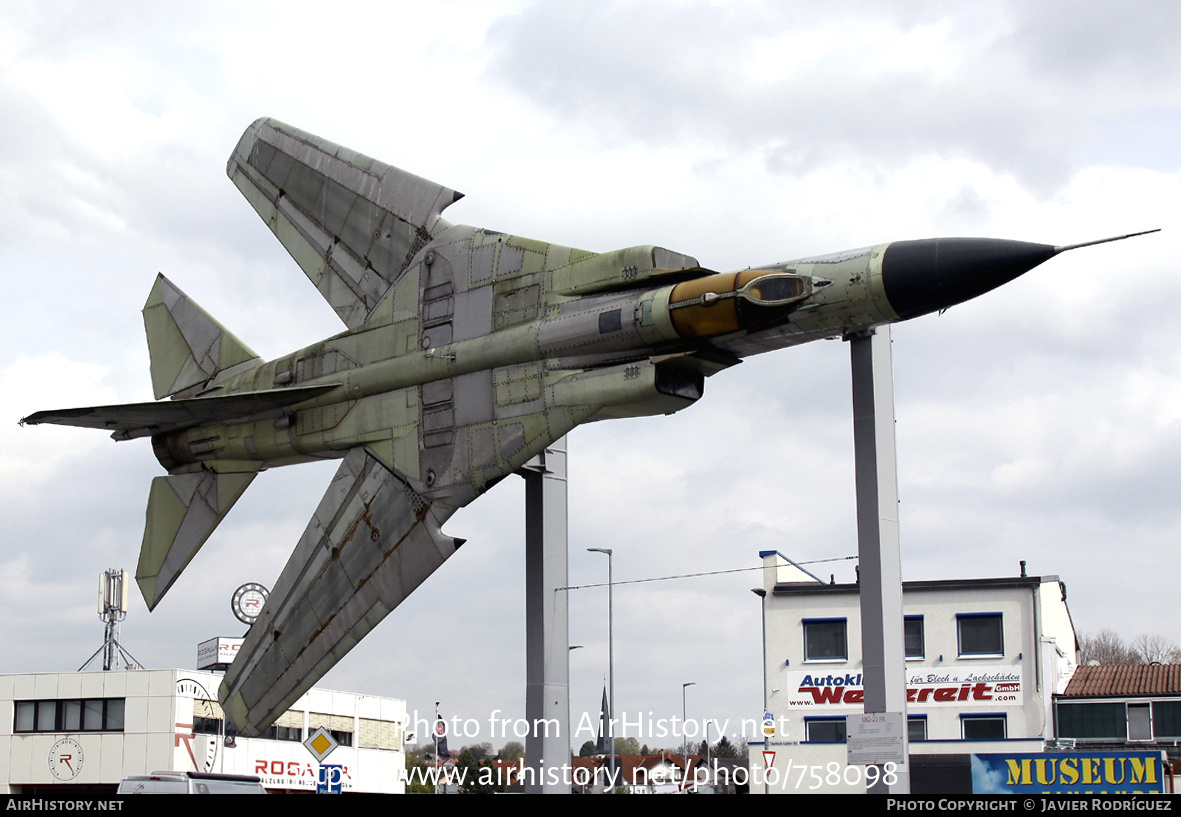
(785, 667, 1022, 708)
(971, 752, 1169, 794)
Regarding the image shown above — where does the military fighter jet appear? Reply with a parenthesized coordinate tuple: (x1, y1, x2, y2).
(20, 118, 1156, 736)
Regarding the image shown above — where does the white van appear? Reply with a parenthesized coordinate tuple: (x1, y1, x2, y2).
(117, 771, 267, 794)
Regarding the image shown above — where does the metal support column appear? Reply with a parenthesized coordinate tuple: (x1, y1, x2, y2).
(520, 436, 570, 794)
(849, 328, 910, 794)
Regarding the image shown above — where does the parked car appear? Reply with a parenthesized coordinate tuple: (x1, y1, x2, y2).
(117, 771, 267, 794)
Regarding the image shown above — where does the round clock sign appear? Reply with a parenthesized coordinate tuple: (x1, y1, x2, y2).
(49, 738, 83, 780)
(232, 582, 269, 624)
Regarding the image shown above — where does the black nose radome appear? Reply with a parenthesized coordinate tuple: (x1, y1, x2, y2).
(882, 237, 1056, 320)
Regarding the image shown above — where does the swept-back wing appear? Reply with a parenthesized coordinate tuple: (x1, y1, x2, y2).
(227, 118, 464, 328)
(219, 448, 464, 735)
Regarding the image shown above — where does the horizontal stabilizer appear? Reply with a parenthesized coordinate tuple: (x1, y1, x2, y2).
(138, 470, 257, 609)
(227, 117, 464, 328)
(219, 448, 462, 736)
(20, 383, 337, 441)
(143, 274, 261, 400)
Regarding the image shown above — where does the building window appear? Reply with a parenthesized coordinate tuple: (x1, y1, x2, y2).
(908, 716, 927, 742)
(1128, 703, 1152, 741)
(1056, 702, 1125, 738)
(13, 699, 125, 733)
(310, 715, 354, 747)
(194, 718, 302, 742)
(961, 714, 1006, 740)
(803, 618, 847, 661)
(905, 616, 924, 658)
(264, 725, 305, 742)
(805, 718, 847, 743)
(1153, 701, 1181, 737)
(957, 613, 1003, 657)
(194, 717, 222, 736)
(104, 699, 125, 730)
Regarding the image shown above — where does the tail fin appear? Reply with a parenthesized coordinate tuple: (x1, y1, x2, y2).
(143, 274, 261, 399)
(138, 469, 257, 609)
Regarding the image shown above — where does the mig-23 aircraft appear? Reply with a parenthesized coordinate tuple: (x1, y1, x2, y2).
(20, 118, 1156, 736)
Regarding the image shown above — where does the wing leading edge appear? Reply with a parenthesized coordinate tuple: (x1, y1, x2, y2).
(219, 447, 464, 736)
(227, 118, 464, 329)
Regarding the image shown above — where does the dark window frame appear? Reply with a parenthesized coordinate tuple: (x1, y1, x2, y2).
(803, 618, 848, 662)
(263, 724, 305, 742)
(13, 698, 126, 733)
(194, 716, 222, 736)
(961, 714, 1007, 740)
(1056, 701, 1126, 738)
(957, 612, 1004, 657)
(905, 615, 925, 659)
(908, 715, 928, 742)
(1153, 700, 1181, 738)
(804, 717, 847, 743)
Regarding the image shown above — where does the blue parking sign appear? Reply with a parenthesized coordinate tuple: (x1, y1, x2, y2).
(317, 764, 343, 794)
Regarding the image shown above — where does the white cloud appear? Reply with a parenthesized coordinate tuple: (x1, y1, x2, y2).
(3, 355, 117, 485)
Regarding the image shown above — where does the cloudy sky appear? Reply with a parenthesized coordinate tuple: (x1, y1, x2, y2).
(2, 1, 1178, 753)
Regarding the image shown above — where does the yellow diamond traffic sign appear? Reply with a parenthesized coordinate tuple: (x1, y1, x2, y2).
(304, 726, 339, 762)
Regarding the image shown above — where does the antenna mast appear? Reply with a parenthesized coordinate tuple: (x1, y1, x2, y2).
(79, 568, 143, 671)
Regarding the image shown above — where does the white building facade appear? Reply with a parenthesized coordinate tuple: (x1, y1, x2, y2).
(1, 669, 406, 794)
(751, 552, 1078, 794)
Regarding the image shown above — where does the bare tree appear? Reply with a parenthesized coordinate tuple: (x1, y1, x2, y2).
(1130, 633, 1181, 664)
(1078, 629, 1137, 665)
(1078, 629, 1181, 665)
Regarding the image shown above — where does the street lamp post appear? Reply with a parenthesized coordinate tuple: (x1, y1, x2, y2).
(704, 718, 717, 791)
(682, 681, 696, 785)
(434, 701, 441, 796)
(752, 588, 768, 795)
(587, 547, 614, 792)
